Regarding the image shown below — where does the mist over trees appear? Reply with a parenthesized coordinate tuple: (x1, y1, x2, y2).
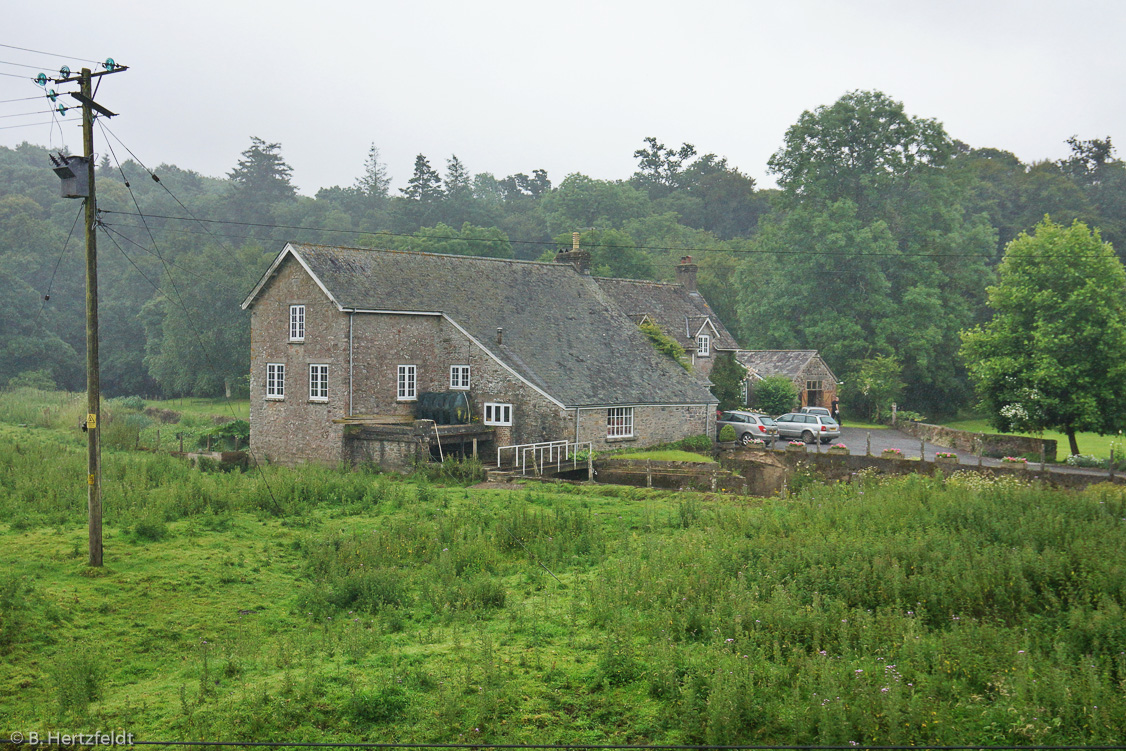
(2, 90, 1124, 419)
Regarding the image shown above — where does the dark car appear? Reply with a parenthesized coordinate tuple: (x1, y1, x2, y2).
(774, 412, 841, 444)
(717, 411, 779, 445)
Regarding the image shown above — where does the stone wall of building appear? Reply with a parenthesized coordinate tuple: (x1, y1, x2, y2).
(574, 403, 714, 451)
(248, 258, 348, 465)
(798, 358, 838, 409)
(348, 313, 571, 453)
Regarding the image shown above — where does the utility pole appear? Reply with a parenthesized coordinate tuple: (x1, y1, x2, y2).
(46, 60, 126, 567)
(81, 67, 101, 567)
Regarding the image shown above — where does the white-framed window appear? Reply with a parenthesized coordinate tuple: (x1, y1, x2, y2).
(449, 365, 471, 390)
(266, 363, 285, 399)
(309, 364, 328, 402)
(397, 365, 417, 401)
(607, 407, 634, 438)
(483, 402, 512, 426)
(696, 334, 711, 357)
(289, 305, 305, 342)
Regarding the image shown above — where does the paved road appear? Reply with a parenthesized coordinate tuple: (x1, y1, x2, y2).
(766, 425, 985, 463)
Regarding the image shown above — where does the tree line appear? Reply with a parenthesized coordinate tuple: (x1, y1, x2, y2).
(2, 89, 1125, 422)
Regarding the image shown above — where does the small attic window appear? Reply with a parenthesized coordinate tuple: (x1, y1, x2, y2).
(696, 334, 711, 357)
(289, 305, 305, 342)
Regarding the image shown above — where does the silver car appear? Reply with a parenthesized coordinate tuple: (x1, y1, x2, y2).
(774, 412, 841, 444)
(717, 411, 779, 445)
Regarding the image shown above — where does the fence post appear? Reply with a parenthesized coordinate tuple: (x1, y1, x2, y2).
(587, 451, 593, 482)
(866, 433, 871, 457)
(646, 459, 652, 488)
(1109, 447, 1116, 481)
(920, 439, 926, 462)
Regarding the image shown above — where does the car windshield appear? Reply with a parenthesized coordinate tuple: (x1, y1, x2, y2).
(759, 416, 776, 425)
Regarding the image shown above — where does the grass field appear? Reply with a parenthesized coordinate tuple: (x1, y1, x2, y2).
(2, 391, 1126, 744)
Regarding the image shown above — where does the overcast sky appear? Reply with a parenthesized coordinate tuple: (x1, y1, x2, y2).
(4, 0, 1125, 197)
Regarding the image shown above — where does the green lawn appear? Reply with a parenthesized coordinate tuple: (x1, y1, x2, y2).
(145, 396, 250, 421)
(612, 449, 715, 463)
(942, 418, 1124, 459)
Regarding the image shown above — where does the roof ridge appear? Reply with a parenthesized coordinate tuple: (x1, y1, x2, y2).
(292, 242, 570, 269)
(596, 275, 680, 287)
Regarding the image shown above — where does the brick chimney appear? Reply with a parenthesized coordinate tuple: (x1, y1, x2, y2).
(556, 231, 591, 274)
(676, 255, 698, 292)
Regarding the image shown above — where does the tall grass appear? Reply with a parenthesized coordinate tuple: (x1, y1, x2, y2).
(1, 423, 1125, 743)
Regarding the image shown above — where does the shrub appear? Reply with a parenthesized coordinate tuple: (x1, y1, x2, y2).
(718, 425, 736, 442)
(751, 376, 797, 415)
(198, 419, 250, 450)
(671, 434, 712, 452)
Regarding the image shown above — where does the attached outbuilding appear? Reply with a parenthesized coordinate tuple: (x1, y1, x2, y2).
(735, 350, 839, 411)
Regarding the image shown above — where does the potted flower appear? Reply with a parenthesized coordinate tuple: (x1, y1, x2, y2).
(827, 442, 849, 456)
(1002, 456, 1028, 470)
(881, 447, 904, 460)
(745, 437, 767, 451)
(786, 440, 806, 453)
(934, 451, 959, 465)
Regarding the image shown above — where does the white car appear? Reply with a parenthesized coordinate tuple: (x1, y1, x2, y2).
(774, 412, 841, 444)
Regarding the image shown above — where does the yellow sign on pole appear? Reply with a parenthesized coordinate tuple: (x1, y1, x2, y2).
(87, 413, 97, 430)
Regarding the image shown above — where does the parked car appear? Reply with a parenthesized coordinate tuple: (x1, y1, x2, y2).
(717, 411, 779, 445)
(800, 406, 832, 417)
(774, 412, 841, 444)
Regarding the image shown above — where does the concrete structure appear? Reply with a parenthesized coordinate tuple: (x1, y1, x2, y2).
(241, 244, 719, 468)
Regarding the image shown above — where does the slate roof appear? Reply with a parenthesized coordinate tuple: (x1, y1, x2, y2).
(593, 277, 739, 351)
(735, 350, 837, 381)
(243, 244, 718, 408)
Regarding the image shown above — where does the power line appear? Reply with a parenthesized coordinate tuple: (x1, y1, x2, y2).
(0, 95, 46, 103)
(0, 119, 57, 130)
(0, 42, 105, 65)
(0, 58, 57, 70)
(0, 109, 58, 119)
(34, 205, 84, 326)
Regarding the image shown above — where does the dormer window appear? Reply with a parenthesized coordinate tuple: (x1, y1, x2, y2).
(696, 334, 710, 357)
(289, 305, 305, 342)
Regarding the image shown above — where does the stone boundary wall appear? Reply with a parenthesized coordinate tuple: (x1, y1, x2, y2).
(592, 459, 749, 493)
(767, 451, 1120, 492)
(896, 421, 1057, 463)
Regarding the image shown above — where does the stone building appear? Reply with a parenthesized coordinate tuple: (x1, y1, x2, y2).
(240, 243, 718, 468)
(735, 350, 839, 410)
(595, 256, 740, 382)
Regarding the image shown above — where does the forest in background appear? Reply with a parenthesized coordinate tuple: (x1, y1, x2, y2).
(2, 89, 1124, 417)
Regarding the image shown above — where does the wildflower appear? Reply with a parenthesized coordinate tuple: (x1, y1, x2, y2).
(725, 638, 734, 643)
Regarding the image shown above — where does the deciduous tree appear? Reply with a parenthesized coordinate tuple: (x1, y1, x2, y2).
(960, 217, 1126, 455)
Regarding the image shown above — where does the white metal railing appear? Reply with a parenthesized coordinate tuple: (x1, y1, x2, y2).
(497, 440, 593, 476)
